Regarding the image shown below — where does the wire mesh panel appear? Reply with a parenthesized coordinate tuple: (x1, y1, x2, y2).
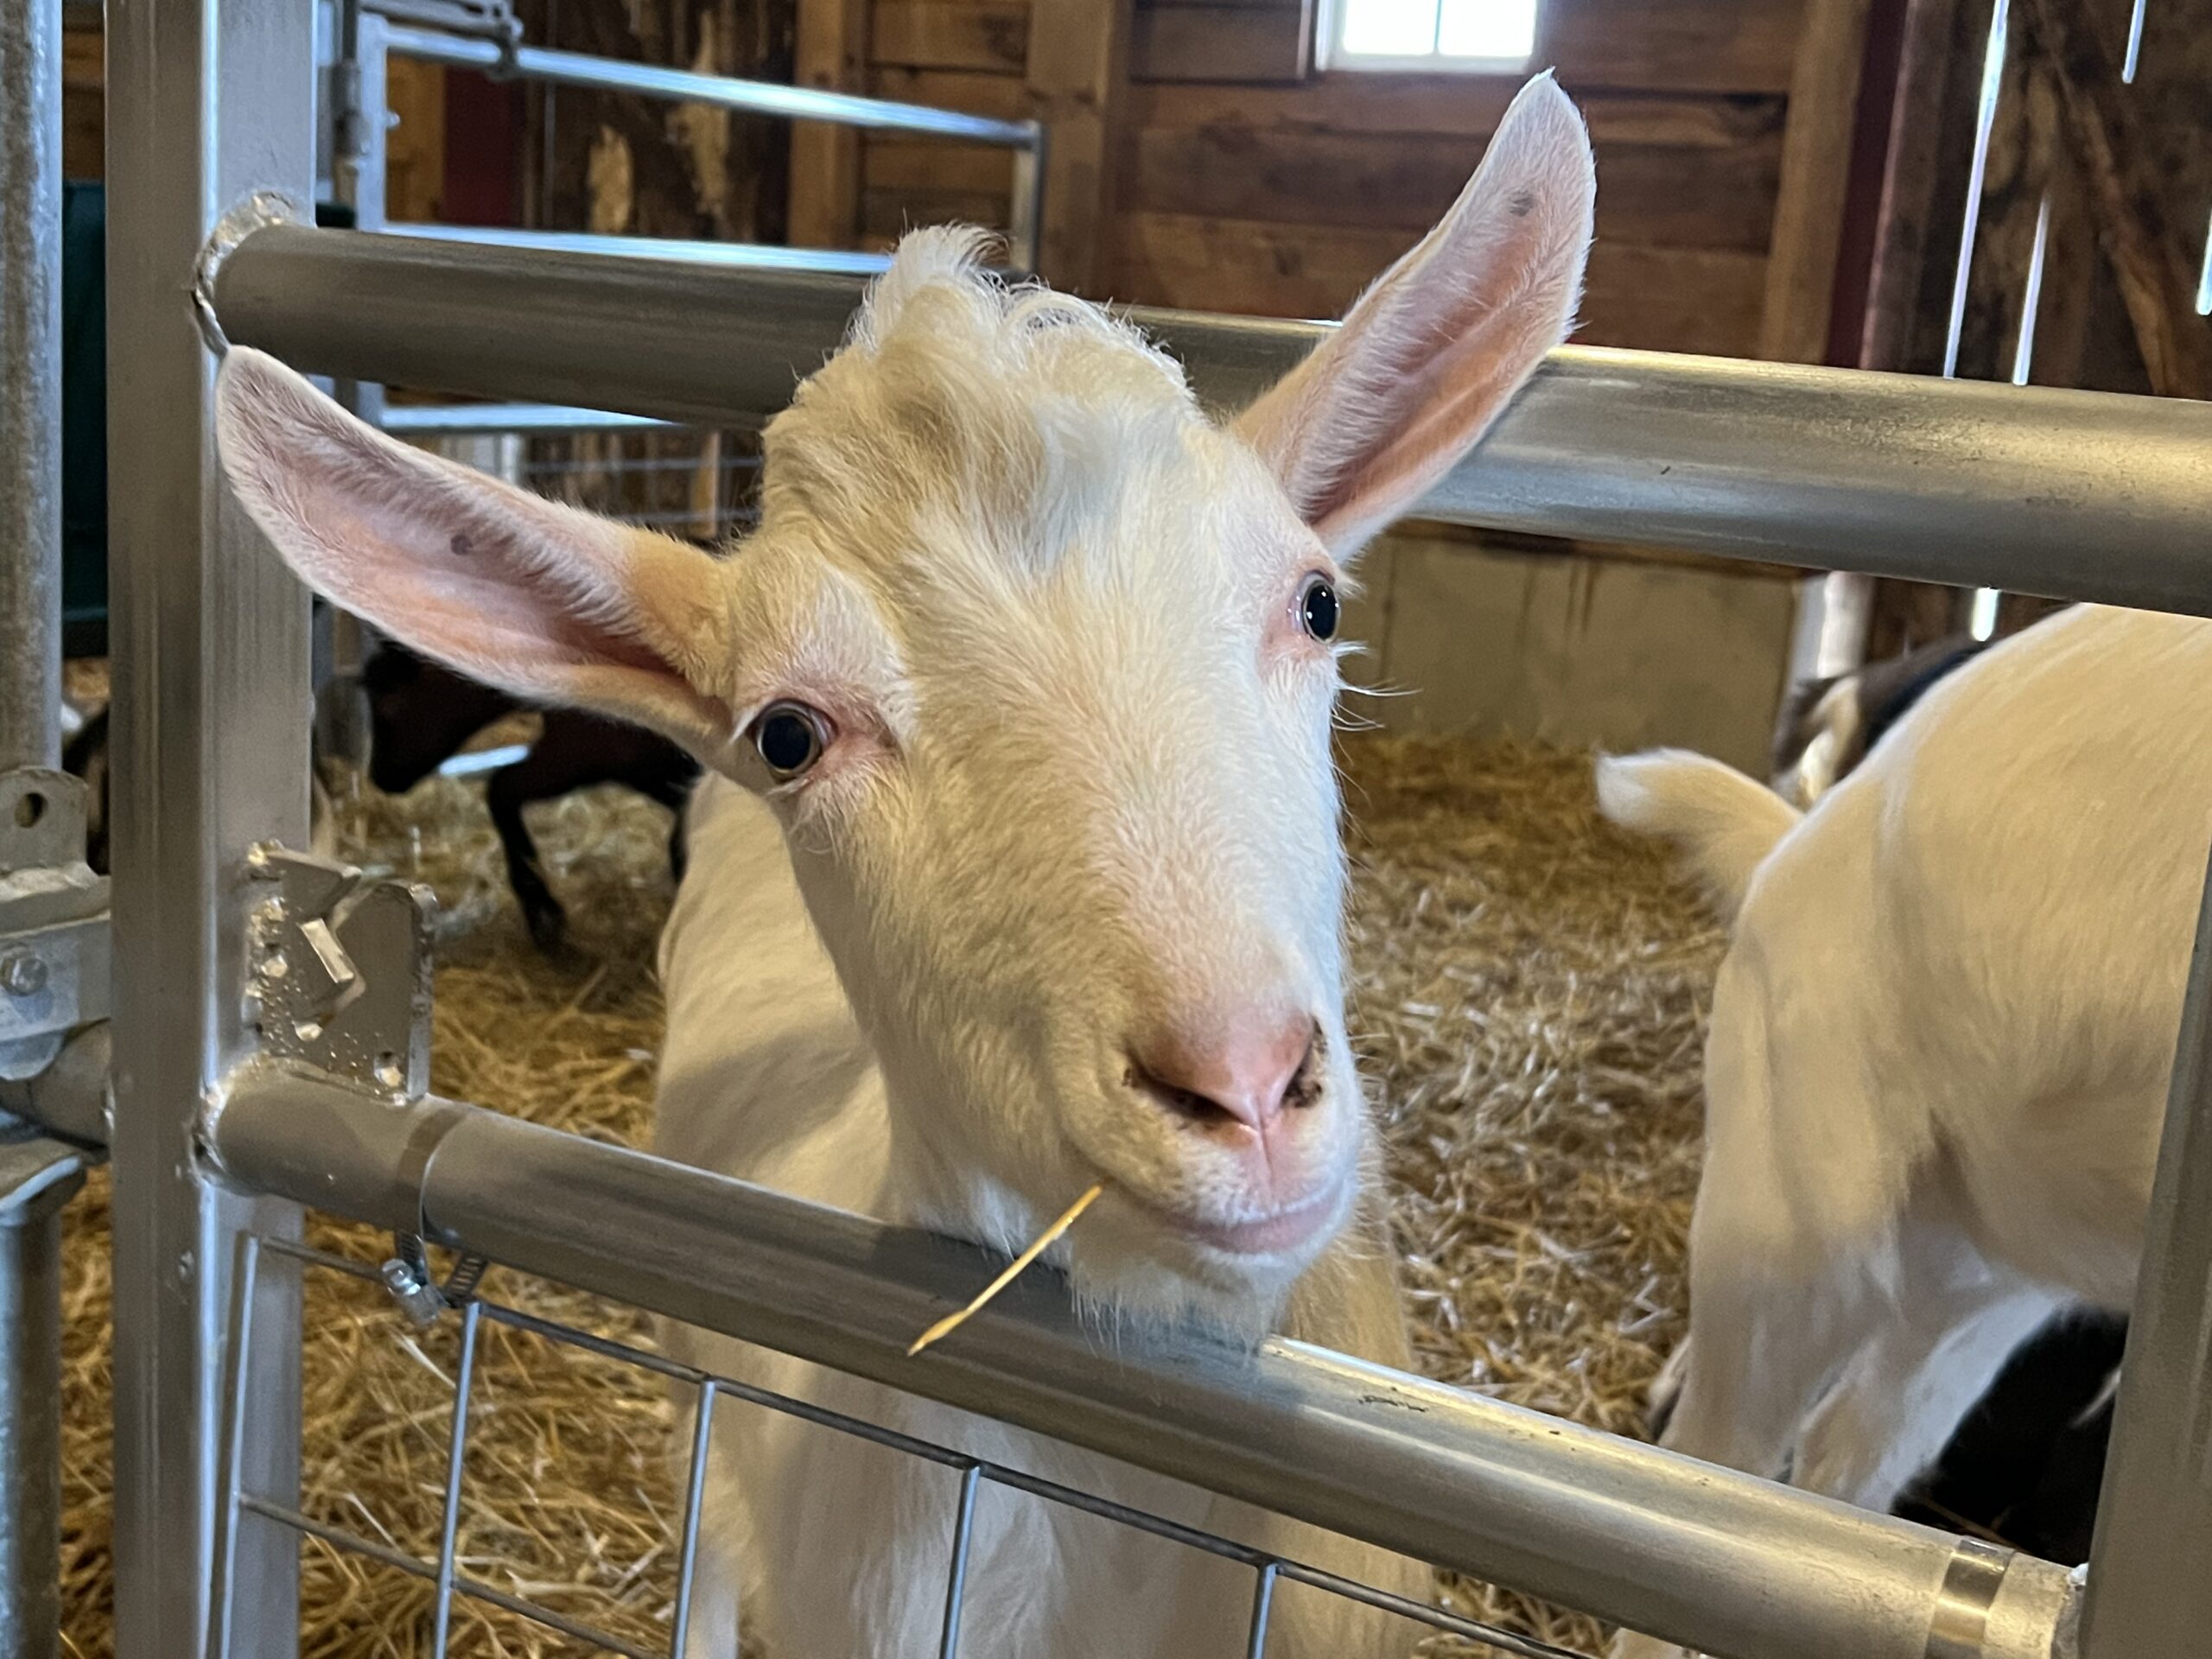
(208, 1230, 1599, 1659)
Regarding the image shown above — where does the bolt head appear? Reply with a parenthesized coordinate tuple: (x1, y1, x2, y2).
(0, 953, 47, 996)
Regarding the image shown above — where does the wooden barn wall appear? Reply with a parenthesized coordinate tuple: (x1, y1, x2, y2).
(853, 0, 1811, 360)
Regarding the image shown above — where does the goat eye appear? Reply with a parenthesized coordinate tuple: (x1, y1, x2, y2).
(1297, 574, 1339, 642)
(752, 702, 830, 779)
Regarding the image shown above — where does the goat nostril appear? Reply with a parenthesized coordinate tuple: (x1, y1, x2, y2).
(1283, 1032, 1323, 1109)
(1124, 1018, 1321, 1133)
(1126, 1061, 1251, 1129)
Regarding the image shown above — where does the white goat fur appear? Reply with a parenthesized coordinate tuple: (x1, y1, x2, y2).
(1598, 602, 2203, 1658)
(213, 76, 1594, 1659)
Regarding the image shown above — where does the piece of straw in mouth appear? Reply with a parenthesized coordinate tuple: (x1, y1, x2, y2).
(906, 1181, 1107, 1357)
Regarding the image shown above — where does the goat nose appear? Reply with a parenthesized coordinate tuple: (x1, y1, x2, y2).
(1130, 1014, 1317, 1133)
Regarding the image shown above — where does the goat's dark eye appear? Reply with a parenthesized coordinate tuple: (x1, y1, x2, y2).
(1298, 574, 1339, 642)
(752, 702, 830, 779)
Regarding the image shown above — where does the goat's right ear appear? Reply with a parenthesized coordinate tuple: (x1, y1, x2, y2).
(1235, 73, 1594, 558)
(216, 349, 736, 757)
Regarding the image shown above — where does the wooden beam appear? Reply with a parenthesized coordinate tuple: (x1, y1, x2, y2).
(1130, 3, 1310, 84)
(1759, 0, 1877, 362)
(1858, 0, 1967, 370)
(2018, 0, 2212, 397)
(788, 0, 871, 250)
(1025, 0, 1133, 292)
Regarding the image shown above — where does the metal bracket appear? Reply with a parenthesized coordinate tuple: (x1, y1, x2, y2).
(0, 769, 111, 1082)
(245, 842, 435, 1100)
(361, 0, 520, 56)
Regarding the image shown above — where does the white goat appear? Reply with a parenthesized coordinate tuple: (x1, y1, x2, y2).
(213, 75, 1595, 1659)
(1597, 601, 2207, 1659)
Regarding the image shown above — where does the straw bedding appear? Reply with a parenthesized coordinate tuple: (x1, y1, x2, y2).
(55, 733, 1722, 1658)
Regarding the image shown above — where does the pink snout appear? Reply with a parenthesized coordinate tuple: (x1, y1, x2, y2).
(1129, 1009, 1318, 1135)
(1124, 1007, 1343, 1253)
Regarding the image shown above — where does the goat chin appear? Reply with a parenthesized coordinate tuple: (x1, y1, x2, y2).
(652, 779, 1422, 1659)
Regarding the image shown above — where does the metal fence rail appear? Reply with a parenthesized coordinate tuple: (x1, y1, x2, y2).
(381, 22, 1041, 148)
(207, 223, 2212, 615)
(206, 1066, 2080, 1659)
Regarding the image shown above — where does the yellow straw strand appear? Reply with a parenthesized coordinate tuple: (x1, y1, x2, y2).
(906, 1182, 1107, 1357)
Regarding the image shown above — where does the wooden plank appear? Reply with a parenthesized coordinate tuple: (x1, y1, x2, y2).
(1131, 3, 1309, 83)
(861, 184, 1016, 242)
(1122, 124, 1780, 249)
(1105, 211, 1767, 353)
(790, 0, 872, 248)
(1857, 0, 1967, 370)
(2019, 0, 2212, 397)
(1026, 0, 1134, 290)
(1106, 210, 1414, 316)
(385, 58, 448, 224)
(61, 25, 103, 179)
(1129, 76, 1785, 146)
(2131, 0, 2212, 321)
(868, 65, 1032, 122)
(864, 136, 1017, 196)
(1759, 0, 1876, 361)
(873, 0, 1029, 73)
(1579, 244, 1770, 355)
(1538, 0, 1806, 93)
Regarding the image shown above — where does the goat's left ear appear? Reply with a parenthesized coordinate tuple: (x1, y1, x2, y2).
(215, 348, 737, 759)
(1235, 73, 1593, 558)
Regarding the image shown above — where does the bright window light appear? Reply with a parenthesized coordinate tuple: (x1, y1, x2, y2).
(1322, 0, 1539, 71)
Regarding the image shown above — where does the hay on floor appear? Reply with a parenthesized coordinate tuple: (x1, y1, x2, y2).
(57, 734, 1721, 1657)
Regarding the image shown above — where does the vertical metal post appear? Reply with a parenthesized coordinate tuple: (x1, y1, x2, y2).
(105, 1, 315, 1654)
(1, 5, 71, 1653)
(0, 1141, 85, 1659)
(2079, 850, 2212, 1656)
(0, 0, 62, 773)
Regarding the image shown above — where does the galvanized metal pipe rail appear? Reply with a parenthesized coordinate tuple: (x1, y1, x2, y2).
(0, 0, 61, 774)
(209, 1066, 2078, 1659)
(381, 22, 1040, 146)
(0, 3, 74, 1653)
(210, 224, 2212, 615)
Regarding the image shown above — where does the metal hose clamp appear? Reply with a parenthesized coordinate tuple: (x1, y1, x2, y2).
(380, 1231, 489, 1327)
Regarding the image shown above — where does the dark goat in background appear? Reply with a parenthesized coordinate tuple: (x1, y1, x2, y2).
(1769, 632, 1991, 810)
(362, 643, 700, 951)
(1764, 623, 2123, 1563)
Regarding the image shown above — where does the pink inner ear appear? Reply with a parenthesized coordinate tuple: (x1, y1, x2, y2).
(216, 346, 736, 753)
(1233, 74, 1592, 555)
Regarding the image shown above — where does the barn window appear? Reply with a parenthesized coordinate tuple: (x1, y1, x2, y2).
(1318, 0, 1540, 72)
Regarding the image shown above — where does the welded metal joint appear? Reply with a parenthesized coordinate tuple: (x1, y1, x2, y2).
(193, 191, 311, 357)
(0, 769, 109, 1082)
(245, 842, 435, 1099)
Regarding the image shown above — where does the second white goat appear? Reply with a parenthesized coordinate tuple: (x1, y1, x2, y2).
(1598, 601, 2204, 1658)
